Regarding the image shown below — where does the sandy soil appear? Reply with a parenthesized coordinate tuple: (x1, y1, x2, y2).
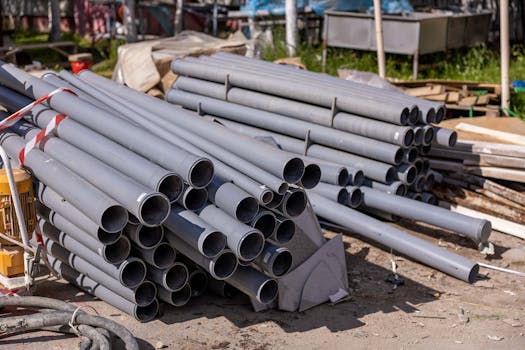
(2, 221, 524, 350)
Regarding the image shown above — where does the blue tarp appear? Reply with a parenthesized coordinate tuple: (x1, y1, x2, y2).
(241, 0, 414, 17)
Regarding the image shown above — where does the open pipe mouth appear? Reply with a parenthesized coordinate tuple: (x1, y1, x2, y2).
(351, 170, 365, 186)
(385, 167, 397, 184)
(165, 262, 189, 291)
(135, 299, 159, 322)
(282, 190, 307, 217)
(282, 157, 305, 184)
(337, 168, 350, 186)
(257, 279, 278, 304)
(238, 230, 265, 261)
(414, 128, 424, 145)
(138, 193, 171, 227)
(236, 197, 259, 223)
(97, 228, 122, 245)
(347, 188, 363, 208)
(425, 108, 436, 124)
(182, 187, 208, 211)
(448, 131, 458, 147)
(259, 189, 274, 205)
(159, 173, 184, 203)
(336, 189, 349, 204)
(271, 250, 293, 277)
(265, 192, 283, 209)
(212, 250, 238, 280)
(152, 243, 176, 269)
(170, 284, 192, 306)
(434, 106, 445, 124)
(398, 165, 417, 185)
(201, 230, 227, 258)
(300, 164, 321, 189)
(420, 145, 431, 155)
(134, 281, 157, 306)
(188, 158, 214, 189)
(393, 148, 404, 165)
(128, 213, 140, 225)
(423, 127, 435, 145)
(252, 212, 276, 238)
(103, 236, 131, 264)
(189, 269, 208, 297)
(394, 183, 407, 196)
(120, 258, 146, 288)
(403, 129, 415, 147)
(478, 221, 492, 244)
(400, 108, 410, 125)
(404, 148, 418, 163)
(274, 218, 295, 244)
(408, 106, 419, 125)
(467, 264, 479, 284)
(137, 225, 164, 248)
(414, 159, 423, 173)
(100, 205, 128, 233)
(277, 183, 289, 195)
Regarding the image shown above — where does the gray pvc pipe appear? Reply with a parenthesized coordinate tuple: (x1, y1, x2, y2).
(199, 204, 265, 261)
(175, 76, 415, 147)
(360, 187, 491, 246)
(147, 262, 189, 292)
(270, 215, 296, 244)
(226, 266, 279, 304)
(167, 88, 404, 165)
(278, 188, 307, 218)
(133, 242, 176, 270)
(0, 130, 128, 232)
(357, 206, 401, 222)
(188, 268, 208, 297)
(433, 127, 458, 147)
(308, 191, 479, 283)
(422, 125, 435, 146)
(0, 63, 212, 189)
(14, 122, 170, 227)
(35, 184, 121, 241)
(207, 177, 259, 223)
(124, 223, 164, 250)
(407, 192, 423, 201)
(253, 243, 293, 278)
(163, 206, 226, 258)
(37, 209, 129, 264)
(77, 70, 305, 184)
(249, 210, 277, 239)
(177, 185, 208, 211)
(206, 116, 392, 184)
(48, 257, 159, 322)
(164, 228, 237, 280)
(345, 186, 363, 208)
(410, 174, 426, 193)
(39, 219, 147, 288)
(311, 182, 349, 204)
(397, 164, 417, 185)
(44, 238, 156, 307)
(300, 163, 322, 189)
(157, 284, 192, 307)
(363, 179, 407, 196)
(0, 86, 184, 203)
(421, 192, 438, 205)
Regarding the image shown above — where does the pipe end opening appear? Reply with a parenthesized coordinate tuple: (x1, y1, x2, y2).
(202, 230, 227, 258)
(252, 213, 276, 239)
(236, 197, 259, 223)
(139, 194, 170, 226)
(239, 230, 265, 261)
(282, 190, 307, 217)
(300, 164, 321, 189)
(101, 205, 128, 233)
(160, 173, 184, 203)
(275, 219, 296, 244)
(104, 236, 131, 264)
(121, 259, 146, 288)
(272, 250, 293, 277)
(166, 263, 189, 291)
(153, 243, 176, 269)
(135, 299, 159, 322)
(138, 225, 164, 248)
(283, 157, 305, 184)
(257, 279, 278, 304)
(213, 251, 238, 279)
(189, 158, 214, 189)
(135, 281, 157, 306)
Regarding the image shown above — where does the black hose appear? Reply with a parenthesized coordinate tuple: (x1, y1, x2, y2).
(0, 296, 137, 350)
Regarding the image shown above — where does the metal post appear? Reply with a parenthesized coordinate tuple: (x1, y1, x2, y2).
(500, 0, 510, 112)
(373, 0, 386, 78)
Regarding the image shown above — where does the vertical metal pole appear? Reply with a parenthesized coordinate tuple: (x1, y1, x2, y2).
(175, 0, 184, 34)
(500, 0, 510, 113)
(124, 0, 137, 42)
(285, 0, 297, 57)
(373, 0, 386, 78)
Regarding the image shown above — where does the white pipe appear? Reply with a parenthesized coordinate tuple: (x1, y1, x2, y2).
(0, 146, 32, 288)
(500, 0, 510, 112)
(285, 0, 297, 57)
(373, 0, 386, 78)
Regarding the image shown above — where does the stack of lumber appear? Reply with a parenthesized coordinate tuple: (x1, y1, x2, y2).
(427, 117, 525, 239)
(394, 80, 501, 117)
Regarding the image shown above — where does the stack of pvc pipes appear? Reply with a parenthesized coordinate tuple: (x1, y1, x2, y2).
(165, 53, 493, 272)
(0, 62, 311, 321)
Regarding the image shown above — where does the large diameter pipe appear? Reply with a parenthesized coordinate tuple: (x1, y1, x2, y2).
(164, 228, 237, 280)
(299, 163, 322, 189)
(312, 183, 349, 204)
(270, 215, 296, 244)
(226, 266, 279, 304)
(307, 191, 479, 283)
(199, 204, 265, 261)
(278, 188, 307, 218)
(207, 178, 259, 223)
(39, 219, 147, 288)
(360, 187, 491, 246)
(363, 179, 407, 196)
(163, 206, 226, 258)
(206, 116, 393, 184)
(76, 70, 305, 184)
(0, 86, 184, 203)
(157, 284, 192, 307)
(48, 256, 159, 322)
(249, 210, 277, 239)
(177, 185, 208, 211)
(253, 243, 293, 278)
(0, 63, 213, 189)
(133, 242, 176, 270)
(0, 131, 128, 232)
(345, 186, 363, 208)
(147, 262, 189, 292)
(37, 209, 129, 264)
(124, 224, 164, 250)
(36, 183, 121, 241)
(187, 267, 208, 297)
(175, 76, 414, 147)
(170, 59, 410, 125)
(432, 127, 458, 147)
(44, 238, 156, 307)
(167, 89, 404, 165)
(15, 123, 170, 227)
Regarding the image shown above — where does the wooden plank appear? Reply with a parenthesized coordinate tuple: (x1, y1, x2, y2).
(464, 166, 525, 183)
(424, 92, 460, 102)
(462, 153, 525, 169)
(456, 123, 525, 146)
(405, 85, 445, 97)
(453, 141, 525, 158)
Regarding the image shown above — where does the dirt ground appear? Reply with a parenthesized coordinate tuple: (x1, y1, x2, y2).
(2, 221, 524, 350)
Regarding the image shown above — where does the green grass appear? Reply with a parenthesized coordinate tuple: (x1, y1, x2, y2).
(262, 29, 525, 118)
